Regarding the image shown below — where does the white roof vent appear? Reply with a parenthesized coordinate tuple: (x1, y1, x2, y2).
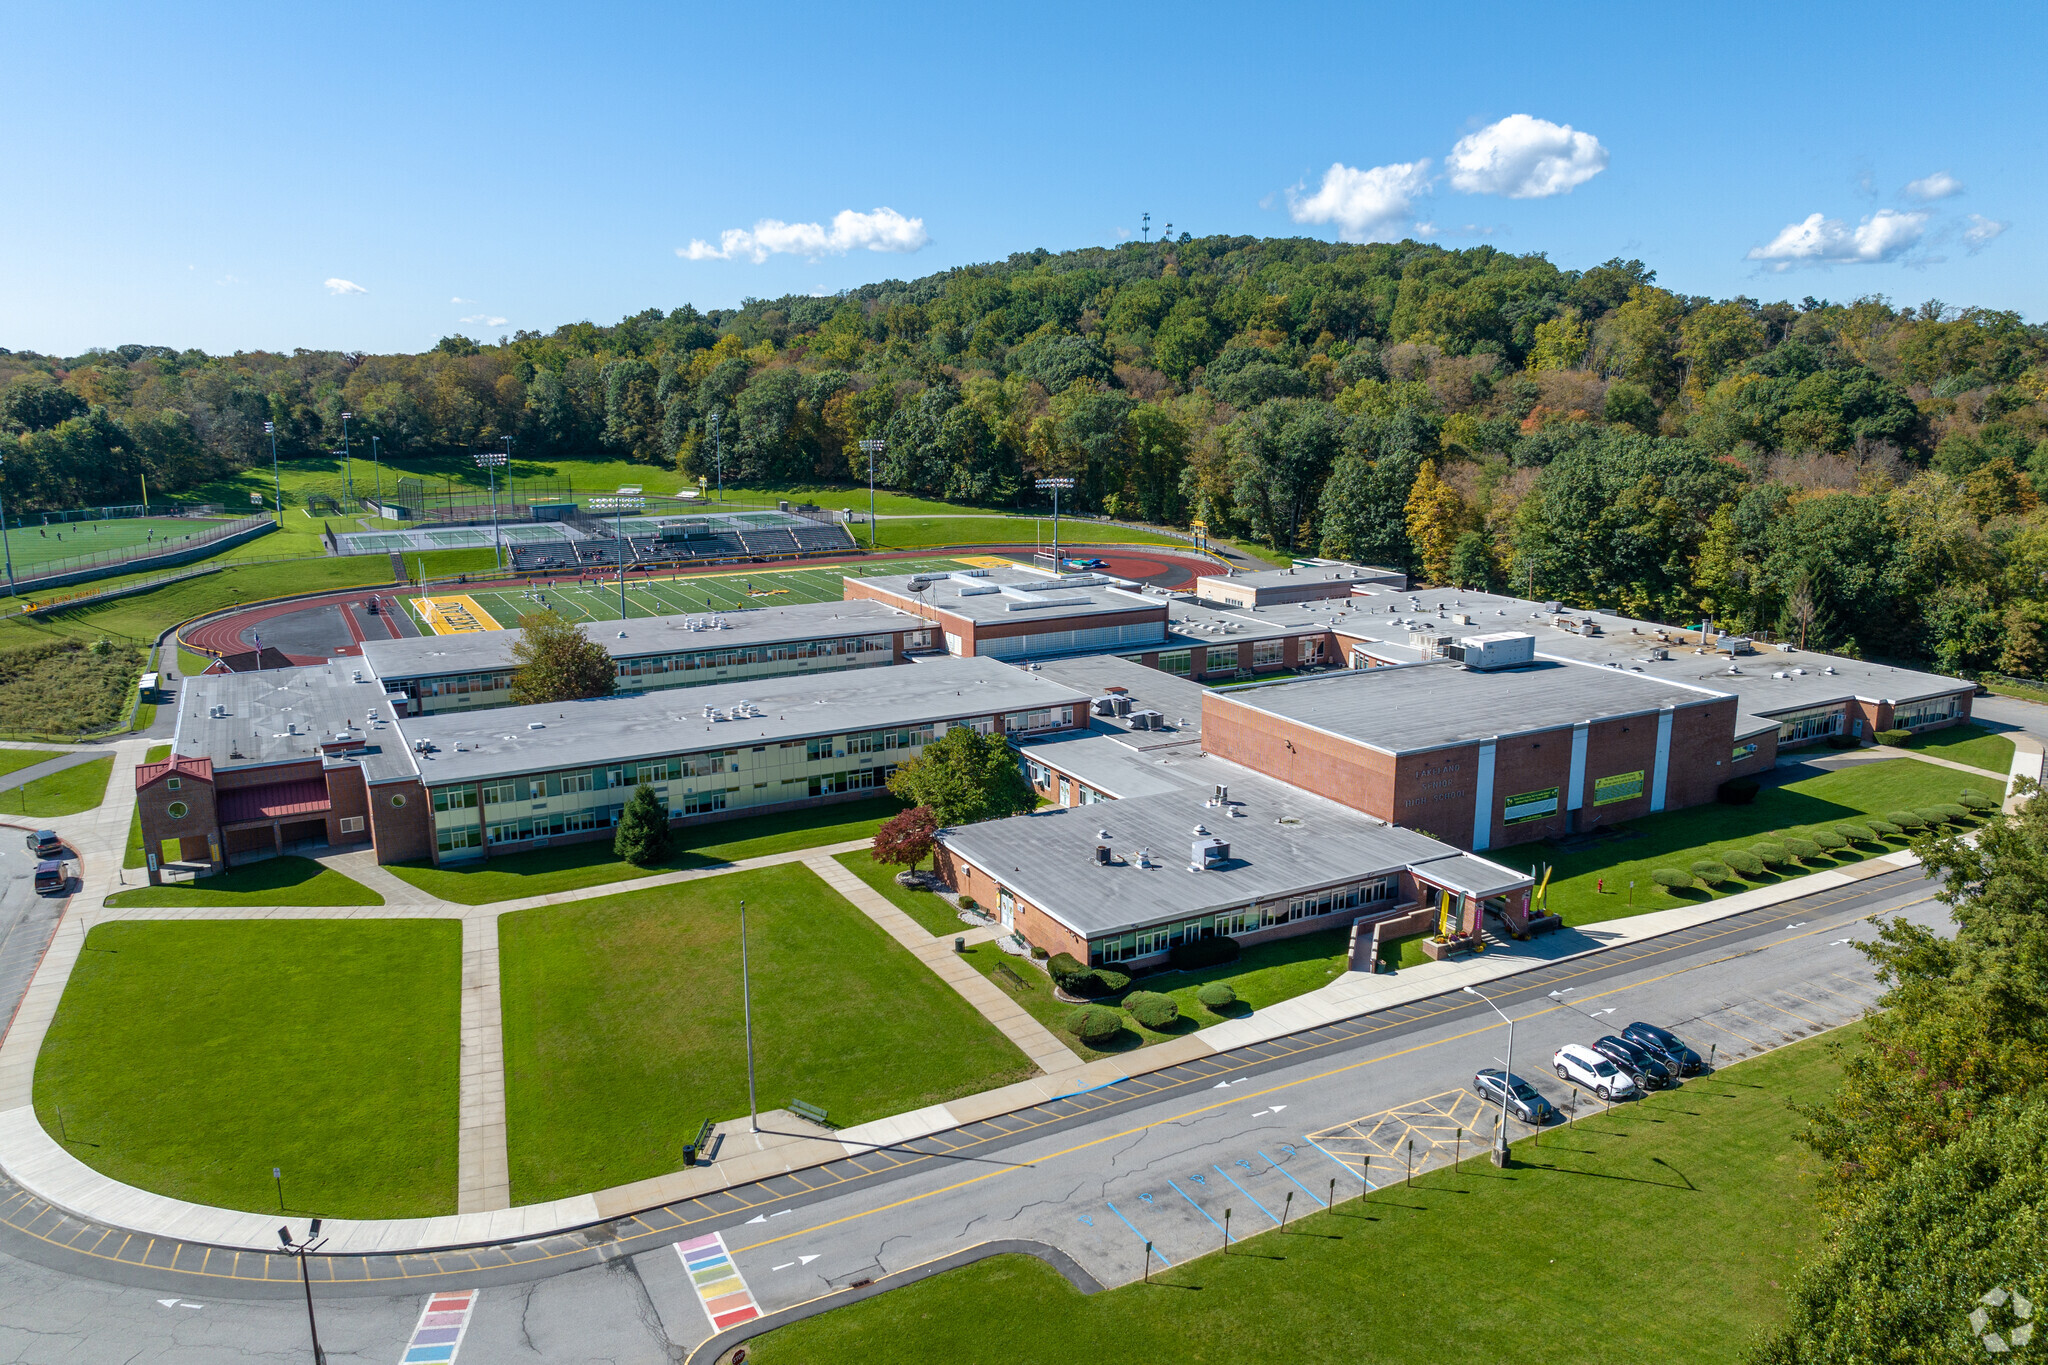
(528, 721, 545, 729)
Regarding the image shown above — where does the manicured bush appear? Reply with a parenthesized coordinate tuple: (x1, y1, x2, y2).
(1752, 842, 1790, 867)
(1046, 952, 1086, 987)
(1887, 810, 1927, 831)
(1807, 828, 1848, 852)
(1196, 982, 1238, 1012)
(1651, 868, 1694, 890)
(1781, 836, 1821, 862)
(1826, 733, 1861, 750)
(1958, 789, 1999, 811)
(1717, 777, 1761, 805)
(1875, 728, 1913, 747)
(1124, 991, 1180, 1030)
(1927, 803, 1969, 825)
(1915, 806, 1955, 828)
(1834, 823, 1877, 845)
(1689, 860, 1732, 886)
(1866, 819, 1902, 837)
(1066, 1005, 1122, 1044)
(1169, 934, 1240, 971)
(1029, 946, 1049, 960)
(957, 894, 977, 910)
(1723, 849, 1764, 877)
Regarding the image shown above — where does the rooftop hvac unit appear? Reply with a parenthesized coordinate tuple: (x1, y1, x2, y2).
(1095, 844, 1111, 866)
(1191, 835, 1230, 870)
(1093, 697, 1116, 716)
(1111, 695, 1132, 716)
(1454, 632, 1537, 671)
(1127, 709, 1163, 730)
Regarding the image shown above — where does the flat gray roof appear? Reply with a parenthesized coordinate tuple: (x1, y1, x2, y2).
(1164, 596, 1330, 645)
(1210, 658, 1724, 755)
(360, 599, 914, 680)
(396, 654, 1090, 785)
(1017, 730, 1202, 799)
(174, 663, 420, 784)
(853, 566, 1164, 626)
(1026, 654, 1208, 747)
(1197, 561, 1402, 592)
(942, 754, 1524, 938)
(1333, 587, 1970, 713)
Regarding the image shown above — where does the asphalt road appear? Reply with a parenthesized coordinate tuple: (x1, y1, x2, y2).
(0, 865, 1943, 1363)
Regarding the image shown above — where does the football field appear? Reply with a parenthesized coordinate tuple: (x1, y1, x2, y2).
(408, 556, 985, 632)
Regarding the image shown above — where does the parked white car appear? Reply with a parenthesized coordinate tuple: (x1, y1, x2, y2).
(1553, 1043, 1638, 1100)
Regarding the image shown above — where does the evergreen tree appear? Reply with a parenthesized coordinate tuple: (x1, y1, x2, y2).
(612, 781, 670, 865)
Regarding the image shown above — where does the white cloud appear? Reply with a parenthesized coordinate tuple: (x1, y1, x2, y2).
(324, 278, 367, 296)
(1963, 213, 2009, 251)
(1904, 171, 1964, 202)
(1447, 115, 1608, 198)
(678, 207, 929, 263)
(1746, 210, 1929, 268)
(460, 313, 509, 327)
(1287, 160, 1433, 242)
(451, 295, 471, 304)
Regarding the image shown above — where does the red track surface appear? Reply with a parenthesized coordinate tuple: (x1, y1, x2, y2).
(179, 543, 1213, 663)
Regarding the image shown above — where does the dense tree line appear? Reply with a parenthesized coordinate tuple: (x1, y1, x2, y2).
(7, 235, 2048, 671)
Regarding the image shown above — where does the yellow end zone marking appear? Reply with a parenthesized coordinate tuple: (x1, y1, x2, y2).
(413, 595, 502, 634)
(956, 555, 1020, 570)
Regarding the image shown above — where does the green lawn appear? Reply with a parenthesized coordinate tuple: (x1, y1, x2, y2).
(388, 796, 904, 905)
(499, 862, 1035, 1203)
(0, 747, 67, 779)
(869, 516, 1182, 553)
(744, 1025, 1848, 1365)
(1889, 720, 2014, 774)
(104, 855, 384, 908)
(1537, 757, 1989, 924)
(122, 743, 173, 868)
(960, 927, 1354, 1061)
(832, 851, 963, 936)
(33, 919, 461, 1218)
(2, 755, 113, 818)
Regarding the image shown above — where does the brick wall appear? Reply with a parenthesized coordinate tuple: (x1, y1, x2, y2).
(136, 768, 219, 881)
(932, 846, 1089, 961)
(367, 779, 434, 862)
(324, 765, 371, 845)
(1201, 692, 1397, 815)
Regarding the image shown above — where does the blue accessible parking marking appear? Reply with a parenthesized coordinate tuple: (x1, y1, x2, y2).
(1167, 1178, 1223, 1231)
(1212, 1164, 1278, 1223)
(1259, 1149, 1328, 1207)
(1104, 1201, 1171, 1265)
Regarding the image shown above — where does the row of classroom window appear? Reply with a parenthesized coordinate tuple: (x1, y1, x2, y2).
(410, 634, 901, 698)
(1152, 637, 1323, 677)
(1081, 877, 1397, 964)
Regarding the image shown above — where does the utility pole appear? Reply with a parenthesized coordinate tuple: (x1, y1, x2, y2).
(1035, 477, 1075, 569)
(473, 450, 507, 571)
(708, 411, 723, 504)
(740, 897, 759, 1133)
(858, 438, 885, 549)
(339, 411, 353, 501)
(370, 435, 382, 513)
(264, 421, 283, 527)
(0, 452, 15, 597)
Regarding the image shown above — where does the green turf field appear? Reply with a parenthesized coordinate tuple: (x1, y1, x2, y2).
(8, 516, 241, 570)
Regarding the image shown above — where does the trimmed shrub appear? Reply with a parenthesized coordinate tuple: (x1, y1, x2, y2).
(1717, 777, 1761, 805)
(1807, 828, 1848, 852)
(1866, 819, 1902, 837)
(1690, 860, 1732, 886)
(1169, 934, 1240, 971)
(1723, 849, 1764, 877)
(1781, 835, 1821, 862)
(1928, 803, 1969, 825)
(1066, 1005, 1122, 1044)
(1046, 952, 1086, 987)
(1064, 967, 1131, 998)
(1651, 868, 1694, 890)
(1875, 728, 1913, 746)
(1915, 806, 1955, 827)
(1958, 789, 1999, 811)
(1197, 982, 1238, 1012)
(1030, 946, 1049, 960)
(1826, 733, 1861, 750)
(1887, 810, 1927, 832)
(1752, 842, 1790, 867)
(1834, 823, 1877, 845)
(1124, 991, 1180, 1029)
(957, 894, 978, 910)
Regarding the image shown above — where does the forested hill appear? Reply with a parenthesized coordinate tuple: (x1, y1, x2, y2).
(6, 235, 2048, 671)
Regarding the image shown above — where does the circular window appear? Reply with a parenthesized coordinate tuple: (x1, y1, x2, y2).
(166, 801, 188, 819)
(390, 794, 407, 808)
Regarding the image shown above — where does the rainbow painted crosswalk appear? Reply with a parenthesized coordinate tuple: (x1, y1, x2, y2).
(676, 1232, 761, 1331)
(398, 1289, 476, 1363)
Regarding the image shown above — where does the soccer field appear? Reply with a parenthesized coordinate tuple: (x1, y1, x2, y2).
(412, 556, 982, 631)
(8, 516, 241, 569)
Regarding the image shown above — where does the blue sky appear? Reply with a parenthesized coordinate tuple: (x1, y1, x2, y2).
(3, 1, 2042, 356)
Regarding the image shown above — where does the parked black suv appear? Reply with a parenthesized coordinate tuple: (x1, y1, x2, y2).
(1593, 1035, 1673, 1089)
(1624, 1022, 1704, 1075)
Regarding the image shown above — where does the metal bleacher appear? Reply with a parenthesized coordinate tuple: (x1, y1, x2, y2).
(507, 511, 854, 574)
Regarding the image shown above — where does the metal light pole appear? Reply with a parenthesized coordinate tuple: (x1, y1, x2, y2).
(264, 421, 282, 528)
(370, 435, 381, 513)
(0, 452, 15, 598)
(1035, 477, 1075, 568)
(1464, 984, 1515, 1166)
(740, 897, 759, 1133)
(473, 451, 507, 571)
(339, 411, 353, 501)
(278, 1220, 328, 1363)
(615, 489, 627, 630)
(858, 438, 885, 549)
(708, 411, 723, 504)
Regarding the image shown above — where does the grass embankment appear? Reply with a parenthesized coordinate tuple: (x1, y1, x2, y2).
(867, 516, 1182, 553)
(4, 755, 113, 817)
(387, 796, 903, 905)
(0, 638, 144, 736)
(122, 743, 173, 867)
(832, 852, 963, 937)
(1888, 720, 2014, 774)
(1539, 757, 1989, 924)
(104, 855, 384, 908)
(0, 747, 67, 779)
(744, 1026, 1849, 1365)
(962, 928, 1353, 1062)
(33, 919, 461, 1218)
(499, 861, 1035, 1203)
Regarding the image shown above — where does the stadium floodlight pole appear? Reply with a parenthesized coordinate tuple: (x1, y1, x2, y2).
(370, 435, 381, 513)
(339, 412, 353, 501)
(264, 422, 282, 528)
(0, 452, 15, 598)
(1035, 477, 1075, 568)
(1463, 985, 1515, 1167)
(740, 897, 759, 1133)
(857, 438, 885, 548)
(473, 451, 508, 571)
(277, 1220, 329, 1363)
(615, 490, 627, 631)
(708, 411, 723, 504)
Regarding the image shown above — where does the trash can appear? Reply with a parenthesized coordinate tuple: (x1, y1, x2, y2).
(954, 936, 965, 953)
(682, 1143, 697, 1168)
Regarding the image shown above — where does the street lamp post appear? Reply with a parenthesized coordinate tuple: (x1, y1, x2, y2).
(0, 452, 16, 598)
(473, 451, 507, 571)
(857, 438, 885, 549)
(277, 1220, 328, 1363)
(264, 421, 282, 528)
(740, 897, 759, 1133)
(1463, 984, 1516, 1166)
(370, 435, 382, 513)
(339, 412, 353, 502)
(707, 411, 723, 504)
(1035, 477, 1075, 569)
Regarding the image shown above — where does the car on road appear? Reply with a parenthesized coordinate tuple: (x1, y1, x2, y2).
(1552, 1043, 1637, 1100)
(1624, 1022, 1704, 1075)
(24, 830, 61, 858)
(1472, 1068, 1557, 1124)
(33, 859, 66, 895)
(1593, 1034, 1673, 1088)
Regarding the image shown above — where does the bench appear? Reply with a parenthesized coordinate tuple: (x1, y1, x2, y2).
(683, 1117, 717, 1167)
(790, 1100, 833, 1128)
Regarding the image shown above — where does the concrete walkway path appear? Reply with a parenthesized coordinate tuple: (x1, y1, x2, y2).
(1860, 743, 2010, 782)
(0, 751, 110, 801)
(457, 915, 509, 1214)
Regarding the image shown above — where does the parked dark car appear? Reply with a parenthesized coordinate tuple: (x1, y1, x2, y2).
(1593, 1035, 1673, 1088)
(24, 830, 61, 858)
(1624, 1022, 1704, 1075)
(1472, 1068, 1557, 1125)
(33, 859, 66, 895)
